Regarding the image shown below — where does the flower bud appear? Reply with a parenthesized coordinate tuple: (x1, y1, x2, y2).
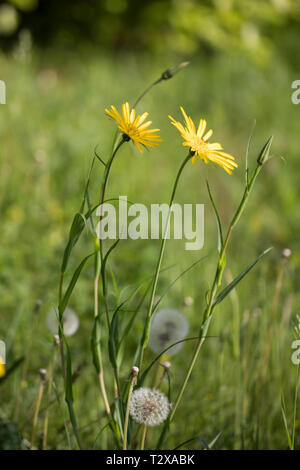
(257, 136, 273, 166)
(161, 62, 189, 81)
(39, 368, 47, 385)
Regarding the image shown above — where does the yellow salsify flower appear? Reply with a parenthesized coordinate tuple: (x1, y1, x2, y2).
(0, 356, 5, 378)
(169, 107, 238, 174)
(105, 102, 162, 153)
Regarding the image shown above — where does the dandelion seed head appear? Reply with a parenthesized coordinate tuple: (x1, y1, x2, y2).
(129, 387, 171, 426)
(46, 307, 79, 337)
(148, 309, 189, 355)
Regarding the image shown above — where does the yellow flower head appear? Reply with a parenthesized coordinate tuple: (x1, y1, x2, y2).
(105, 102, 162, 153)
(169, 107, 238, 174)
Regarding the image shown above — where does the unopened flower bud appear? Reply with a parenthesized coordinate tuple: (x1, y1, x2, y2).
(282, 248, 292, 259)
(39, 368, 47, 385)
(257, 136, 273, 166)
(131, 366, 139, 377)
(162, 361, 171, 371)
(53, 335, 60, 347)
(131, 366, 139, 386)
(33, 299, 43, 315)
(161, 62, 189, 81)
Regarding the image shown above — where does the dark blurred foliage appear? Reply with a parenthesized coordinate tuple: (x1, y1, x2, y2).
(0, 0, 300, 68)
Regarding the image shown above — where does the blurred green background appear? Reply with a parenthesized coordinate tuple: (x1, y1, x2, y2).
(1, 0, 300, 450)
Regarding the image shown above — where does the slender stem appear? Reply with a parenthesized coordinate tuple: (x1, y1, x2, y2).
(58, 273, 66, 384)
(93, 73, 168, 406)
(58, 275, 83, 449)
(141, 424, 147, 450)
(167, 162, 263, 429)
(98, 137, 125, 329)
(170, 338, 205, 421)
(292, 363, 300, 449)
(123, 367, 138, 450)
(93, 275, 111, 417)
(31, 371, 46, 450)
(133, 78, 162, 109)
(123, 388, 133, 450)
(91, 138, 125, 419)
(42, 339, 59, 449)
(137, 153, 192, 370)
(99, 371, 111, 417)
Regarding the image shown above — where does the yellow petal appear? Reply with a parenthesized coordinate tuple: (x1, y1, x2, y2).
(203, 129, 213, 141)
(197, 119, 206, 138)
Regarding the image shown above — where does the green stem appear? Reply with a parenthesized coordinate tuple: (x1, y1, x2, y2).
(58, 273, 66, 384)
(123, 369, 138, 450)
(292, 363, 300, 449)
(160, 162, 263, 445)
(141, 424, 147, 450)
(42, 339, 59, 449)
(137, 153, 192, 370)
(58, 277, 83, 449)
(98, 137, 125, 329)
(92, 137, 125, 387)
(30, 372, 46, 450)
(133, 78, 162, 109)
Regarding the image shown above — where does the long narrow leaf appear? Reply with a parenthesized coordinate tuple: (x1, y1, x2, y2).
(59, 252, 95, 316)
(0, 357, 24, 384)
(61, 152, 98, 273)
(94, 145, 107, 168)
(119, 282, 151, 348)
(173, 436, 209, 450)
(213, 247, 273, 307)
(153, 256, 207, 314)
(281, 393, 292, 449)
(57, 314, 82, 448)
(207, 428, 223, 449)
(139, 336, 206, 386)
(61, 206, 97, 274)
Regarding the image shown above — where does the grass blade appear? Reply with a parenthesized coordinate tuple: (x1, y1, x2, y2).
(0, 357, 24, 384)
(139, 336, 204, 386)
(152, 256, 207, 314)
(59, 252, 95, 315)
(281, 393, 293, 449)
(213, 247, 273, 307)
(173, 436, 210, 450)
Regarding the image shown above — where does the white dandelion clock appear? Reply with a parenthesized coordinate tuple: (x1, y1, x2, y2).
(148, 308, 189, 355)
(129, 388, 171, 427)
(46, 307, 79, 337)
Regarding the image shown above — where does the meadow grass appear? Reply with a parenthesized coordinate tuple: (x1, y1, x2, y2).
(0, 49, 299, 449)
